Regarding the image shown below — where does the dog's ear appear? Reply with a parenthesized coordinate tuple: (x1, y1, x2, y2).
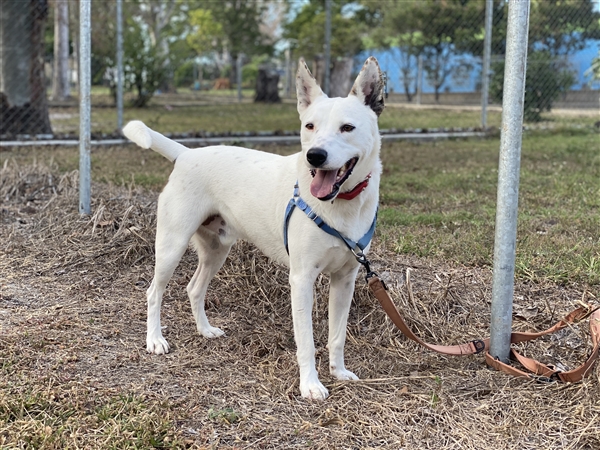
(296, 58, 325, 114)
(349, 56, 385, 117)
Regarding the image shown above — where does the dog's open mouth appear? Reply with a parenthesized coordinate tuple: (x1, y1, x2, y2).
(309, 157, 358, 201)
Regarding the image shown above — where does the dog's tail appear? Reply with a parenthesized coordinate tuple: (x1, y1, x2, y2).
(122, 120, 188, 162)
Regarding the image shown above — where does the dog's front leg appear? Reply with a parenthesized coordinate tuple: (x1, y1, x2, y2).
(146, 278, 170, 354)
(328, 265, 360, 381)
(289, 269, 329, 400)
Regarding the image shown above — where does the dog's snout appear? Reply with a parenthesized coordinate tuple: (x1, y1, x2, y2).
(307, 148, 328, 167)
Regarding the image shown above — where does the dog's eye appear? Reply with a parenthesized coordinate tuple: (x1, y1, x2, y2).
(340, 124, 355, 133)
(305, 123, 314, 131)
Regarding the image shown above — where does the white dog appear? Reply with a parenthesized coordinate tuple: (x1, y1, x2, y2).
(123, 57, 384, 400)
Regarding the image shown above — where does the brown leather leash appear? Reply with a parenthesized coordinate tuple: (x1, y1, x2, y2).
(366, 273, 600, 382)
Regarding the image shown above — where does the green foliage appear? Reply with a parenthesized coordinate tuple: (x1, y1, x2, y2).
(241, 55, 271, 87)
(173, 59, 222, 89)
(362, 0, 487, 101)
(173, 56, 264, 89)
(585, 51, 600, 82)
(91, 1, 192, 106)
(488, 0, 599, 120)
(362, 0, 599, 104)
(284, 0, 366, 62)
(528, 0, 600, 57)
(185, 1, 274, 86)
(88, 1, 119, 86)
(490, 51, 576, 122)
(207, 407, 242, 424)
(188, 2, 272, 61)
(174, 60, 195, 88)
(122, 19, 169, 108)
(186, 9, 225, 56)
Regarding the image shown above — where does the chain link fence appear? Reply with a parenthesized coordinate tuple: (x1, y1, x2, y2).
(369, 0, 600, 117)
(1, 0, 599, 141)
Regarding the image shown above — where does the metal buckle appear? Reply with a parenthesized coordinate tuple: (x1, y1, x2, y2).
(534, 372, 561, 383)
(544, 366, 562, 382)
(472, 339, 486, 354)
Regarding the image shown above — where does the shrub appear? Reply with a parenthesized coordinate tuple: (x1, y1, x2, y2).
(490, 50, 576, 122)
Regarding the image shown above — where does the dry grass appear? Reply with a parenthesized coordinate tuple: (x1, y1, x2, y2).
(1, 160, 599, 449)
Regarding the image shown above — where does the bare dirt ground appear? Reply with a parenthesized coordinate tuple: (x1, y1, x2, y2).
(1, 161, 599, 449)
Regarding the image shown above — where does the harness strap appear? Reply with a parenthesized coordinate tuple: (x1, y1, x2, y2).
(284, 183, 377, 255)
(368, 275, 600, 382)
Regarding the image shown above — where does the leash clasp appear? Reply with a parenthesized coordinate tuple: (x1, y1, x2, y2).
(352, 247, 381, 285)
(351, 248, 370, 270)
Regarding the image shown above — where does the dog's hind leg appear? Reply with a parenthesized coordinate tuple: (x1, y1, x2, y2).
(146, 193, 204, 354)
(328, 264, 361, 381)
(187, 230, 232, 338)
(146, 234, 190, 354)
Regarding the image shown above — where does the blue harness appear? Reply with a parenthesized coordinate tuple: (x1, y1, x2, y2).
(283, 182, 377, 257)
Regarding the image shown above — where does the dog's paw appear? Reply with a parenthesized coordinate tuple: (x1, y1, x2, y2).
(300, 379, 329, 401)
(331, 367, 359, 381)
(147, 335, 170, 355)
(199, 326, 225, 339)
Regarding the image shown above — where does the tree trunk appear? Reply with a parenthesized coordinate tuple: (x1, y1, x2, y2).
(312, 55, 325, 89)
(0, 0, 52, 135)
(51, 0, 70, 101)
(403, 89, 413, 103)
(329, 57, 353, 98)
(403, 78, 413, 102)
(228, 52, 237, 88)
(70, 1, 79, 94)
(254, 66, 280, 103)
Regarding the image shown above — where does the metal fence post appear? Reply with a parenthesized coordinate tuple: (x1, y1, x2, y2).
(323, 0, 332, 96)
(79, 0, 91, 215)
(116, 0, 124, 132)
(237, 53, 243, 102)
(416, 55, 423, 105)
(284, 47, 291, 98)
(481, 0, 493, 129)
(489, 0, 530, 363)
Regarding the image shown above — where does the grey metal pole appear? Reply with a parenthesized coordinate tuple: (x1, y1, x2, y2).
(284, 47, 291, 98)
(237, 53, 242, 102)
(481, 0, 494, 129)
(79, 0, 91, 215)
(323, 0, 332, 96)
(489, 0, 530, 363)
(116, 0, 124, 132)
(416, 54, 423, 105)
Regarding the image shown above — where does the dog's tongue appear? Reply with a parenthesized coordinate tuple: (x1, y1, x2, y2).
(310, 169, 337, 199)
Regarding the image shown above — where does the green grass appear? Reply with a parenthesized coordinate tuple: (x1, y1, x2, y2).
(0, 382, 181, 448)
(48, 94, 598, 136)
(3, 113, 598, 287)
(378, 131, 599, 286)
(50, 103, 301, 135)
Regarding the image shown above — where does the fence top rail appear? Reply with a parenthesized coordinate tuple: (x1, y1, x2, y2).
(0, 131, 488, 148)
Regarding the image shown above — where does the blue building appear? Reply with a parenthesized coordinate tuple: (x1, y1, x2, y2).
(360, 40, 600, 96)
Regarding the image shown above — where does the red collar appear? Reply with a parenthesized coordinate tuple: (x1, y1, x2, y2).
(337, 173, 371, 200)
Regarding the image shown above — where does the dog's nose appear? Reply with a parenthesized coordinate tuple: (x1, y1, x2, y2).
(306, 147, 328, 167)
